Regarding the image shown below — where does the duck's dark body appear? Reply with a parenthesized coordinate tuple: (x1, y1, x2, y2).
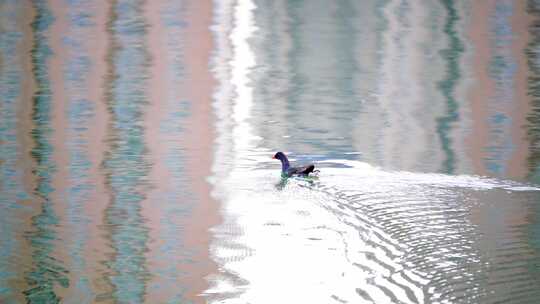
(284, 164, 315, 177)
(273, 152, 316, 177)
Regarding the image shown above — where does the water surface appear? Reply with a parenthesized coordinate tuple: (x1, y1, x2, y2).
(1, 0, 540, 303)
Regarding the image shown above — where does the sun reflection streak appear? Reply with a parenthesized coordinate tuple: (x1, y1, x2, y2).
(230, 0, 259, 158)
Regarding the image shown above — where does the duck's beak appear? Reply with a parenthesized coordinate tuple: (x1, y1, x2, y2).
(272, 155, 276, 159)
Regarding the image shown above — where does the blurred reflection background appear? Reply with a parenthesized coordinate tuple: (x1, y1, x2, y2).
(0, 0, 539, 303)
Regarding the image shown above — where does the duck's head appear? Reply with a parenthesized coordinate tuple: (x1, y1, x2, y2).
(272, 151, 290, 171)
(272, 151, 287, 161)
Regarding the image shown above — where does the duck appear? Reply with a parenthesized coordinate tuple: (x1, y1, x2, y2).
(272, 151, 316, 177)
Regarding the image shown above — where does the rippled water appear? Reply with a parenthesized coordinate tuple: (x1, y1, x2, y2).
(1, 1, 540, 303)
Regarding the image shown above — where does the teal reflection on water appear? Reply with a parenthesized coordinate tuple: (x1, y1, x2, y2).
(23, 1, 70, 303)
(101, 0, 151, 302)
(436, 0, 464, 175)
(0, 1, 30, 302)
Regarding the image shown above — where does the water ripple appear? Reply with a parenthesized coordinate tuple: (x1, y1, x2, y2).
(208, 154, 540, 303)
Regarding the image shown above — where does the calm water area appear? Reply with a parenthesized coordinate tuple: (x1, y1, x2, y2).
(1, 0, 540, 303)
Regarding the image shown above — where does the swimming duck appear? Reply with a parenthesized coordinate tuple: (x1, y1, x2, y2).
(272, 151, 316, 177)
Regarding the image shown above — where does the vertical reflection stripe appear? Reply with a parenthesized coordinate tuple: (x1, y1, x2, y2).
(101, 0, 151, 302)
(0, 1, 30, 302)
(23, 1, 70, 303)
(484, 0, 517, 175)
(525, 0, 540, 258)
(437, 0, 464, 174)
(145, 1, 192, 301)
(62, 0, 97, 301)
(526, 1, 540, 182)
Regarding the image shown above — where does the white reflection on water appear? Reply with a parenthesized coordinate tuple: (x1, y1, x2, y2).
(208, 154, 540, 303)
(229, 0, 260, 168)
